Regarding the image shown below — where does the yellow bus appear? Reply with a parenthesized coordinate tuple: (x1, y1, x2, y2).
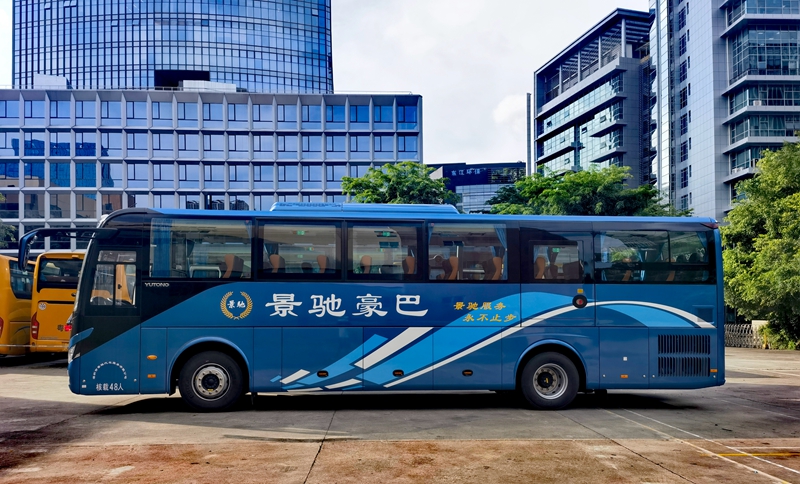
(0, 254, 33, 356)
(30, 252, 84, 353)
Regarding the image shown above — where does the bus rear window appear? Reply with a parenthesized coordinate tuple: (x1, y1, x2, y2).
(9, 260, 33, 300)
(37, 258, 83, 290)
(149, 218, 253, 279)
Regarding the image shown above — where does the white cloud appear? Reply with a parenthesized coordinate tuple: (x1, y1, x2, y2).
(493, 94, 528, 138)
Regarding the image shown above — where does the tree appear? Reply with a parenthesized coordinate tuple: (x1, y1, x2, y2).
(342, 161, 459, 206)
(488, 165, 686, 216)
(0, 193, 14, 249)
(722, 142, 800, 348)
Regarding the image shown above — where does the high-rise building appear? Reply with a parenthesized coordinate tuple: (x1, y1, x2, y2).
(533, 10, 651, 181)
(650, 0, 800, 221)
(13, 0, 333, 93)
(430, 162, 525, 213)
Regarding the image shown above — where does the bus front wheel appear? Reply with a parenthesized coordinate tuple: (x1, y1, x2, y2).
(178, 351, 244, 412)
(520, 352, 579, 410)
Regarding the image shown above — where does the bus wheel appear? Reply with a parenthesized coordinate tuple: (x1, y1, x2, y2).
(179, 351, 243, 412)
(520, 352, 578, 410)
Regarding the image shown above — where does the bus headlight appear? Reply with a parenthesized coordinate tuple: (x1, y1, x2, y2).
(68, 345, 75, 363)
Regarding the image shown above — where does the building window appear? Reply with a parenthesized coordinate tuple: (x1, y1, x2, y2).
(398, 135, 418, 156)
(153, 163, 174, 188)
(253, 194, 274, 210)
(204, 164, 224, 189)
(24, 132, 45, 156)
(152, 102, 172, 126)
(301, 135, 322, 159)
(680, 194, 688, 211)
(49, 101, 71, 125)
(350, 135, 370, 160)
(350, 105, 369, 127)
(102, 193, 122, 215)
(203, 103, 224, 122)
(326, 164, 345, 190)
(75, 132, 96, 157)
(152, 193, 175, 209)
(254, 134, 274, 159)
(127, 162, 148, 188)
(679, 34, 687, 56)
(278, 164, 298, 189)
(0, 100, 20, 125)
(277, 104, 297, 129)
(101, 101, 121, 125)
(49, 193, 71, 218)
(49, 162, 70, 188)
(277, 135, 298, 159)
(680, 114, 688, 135)
(374, 105, 393, 127)
(24, 100, 45, 121)
(229, 195, 250, 210)
(679, 61, 688, 82)
(49, 132, 71, 157)
(325, 135, 346, 159)
(178, 133, 199, 158)
(680, 87, 688, 108)
(75, 101, 95, 126)
(76, 162, 96, 188)
(302, 164, 322, 189)
(326, 105, 345, 125)
(153, 133, 174, 156)
(180, 194, 201, 209)
(678, 6, 687, 30)
(0, 132, 19, 156)
(301, 105, 321, 128)
(203, 134, 224, 158)
(228, 104, 248, 124)
(229, 164, 249, 189)
(228, 134, 250, 159)
(254, 164, 274, 189)
(374, 135, 394, 159)
(253, 104, 273, 128)
(127, 132, 148, 157)
(680, 167, 688, 188)
(680, 141, 689, 162)
(177, 102, 198, 127)
(179, 164, 200, 189)
(126, 101, 147, 126)
(100, 162, 122, 188)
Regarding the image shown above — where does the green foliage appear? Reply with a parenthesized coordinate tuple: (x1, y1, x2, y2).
(722, 141, 800, 345)
(0, 193, 13, 249)
(488, 165, 687, 216)
(341, 161, 459, 206)
(758, 323, 798, 350)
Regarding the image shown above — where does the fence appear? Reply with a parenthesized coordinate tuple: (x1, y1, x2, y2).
(725, 323, 762, 348)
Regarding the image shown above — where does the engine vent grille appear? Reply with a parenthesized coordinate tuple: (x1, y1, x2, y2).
(658, 356, 710, 377)
(658, 335, 710, 355)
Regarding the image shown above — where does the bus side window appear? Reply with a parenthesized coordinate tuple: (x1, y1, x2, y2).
(91, 250, 137, 306)
(259, 223, 341, 279)
(428, 223, 508, 281)
(529, 241, 583, 283)
(347, 224, 421, 281)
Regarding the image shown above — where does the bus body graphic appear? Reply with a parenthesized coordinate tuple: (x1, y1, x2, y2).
(26, 203, 723, 411)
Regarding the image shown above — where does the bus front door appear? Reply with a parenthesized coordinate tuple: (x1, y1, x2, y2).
(74, 248, 141, 395)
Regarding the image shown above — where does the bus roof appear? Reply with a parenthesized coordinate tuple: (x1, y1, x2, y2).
(107, 205, 719, 226)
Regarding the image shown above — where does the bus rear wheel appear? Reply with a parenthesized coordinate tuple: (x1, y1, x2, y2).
(520, 352, 578, 410)
(179, 351, 243, 412)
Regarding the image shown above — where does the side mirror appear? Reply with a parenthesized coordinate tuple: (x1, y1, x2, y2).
(17, 232, 36, 272)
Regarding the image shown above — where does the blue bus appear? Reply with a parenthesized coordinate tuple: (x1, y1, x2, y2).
(18, 203, 724, 411)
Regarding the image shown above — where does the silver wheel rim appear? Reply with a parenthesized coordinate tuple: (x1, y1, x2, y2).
(532, 363, 568, 400)
(192, 364, 230, 400)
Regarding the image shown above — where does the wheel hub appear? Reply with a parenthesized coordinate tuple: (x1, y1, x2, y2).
(193, 365, 229, 400)
(532, 363, 568, 400)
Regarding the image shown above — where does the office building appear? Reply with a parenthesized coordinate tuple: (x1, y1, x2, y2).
(650, 0, 800, 221)
(430, 162, 525, 213)
(0, 89, 422, 250)
(533, 9, 652, 183)
(13, 0, 333, 93)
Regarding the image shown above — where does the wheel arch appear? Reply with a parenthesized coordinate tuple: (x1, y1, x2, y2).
(515, 340, 588, 392)
(169, 337, 251, 395)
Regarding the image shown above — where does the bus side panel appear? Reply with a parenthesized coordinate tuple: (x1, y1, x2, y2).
(501, 327, 599, 390)
(253, 328, 282, 392)
(140, 328, 167, 393)
(433, 327, 501, 390)
(282, 328, 363, 391)
(78, 326, 140, 395)
(31, 301, 73, 352)
(167, 328, 254, 388)
(599, 328, 649, 388)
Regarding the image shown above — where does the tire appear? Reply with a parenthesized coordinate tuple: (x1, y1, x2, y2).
(178, 351, 244, 412)
(520, 352, 579, 410)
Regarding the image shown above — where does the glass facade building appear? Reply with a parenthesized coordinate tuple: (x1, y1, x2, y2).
(13, 0, 333, 93)
(0, 89, 422, 250)
(430, 162, 526, 213)
(533, 10, 651, 180)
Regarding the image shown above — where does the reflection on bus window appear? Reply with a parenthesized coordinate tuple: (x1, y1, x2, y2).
(149, 218, 252, 279)
(530, 241, 583, 282)
(9, 260, 33, 299)
(428, 223, 507, 281)
(90, 250, 137, 306)
(594, 231, 712, 283)
(348, 224, 420, 280)
(260, 223, 340, 278)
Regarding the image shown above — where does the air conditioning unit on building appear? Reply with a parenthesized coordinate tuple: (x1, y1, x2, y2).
(752, 100, 763, 106)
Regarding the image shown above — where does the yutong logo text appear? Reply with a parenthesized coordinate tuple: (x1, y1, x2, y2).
(145, 282, 170, 288)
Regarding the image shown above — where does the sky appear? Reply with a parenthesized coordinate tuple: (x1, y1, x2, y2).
(0, 0, 649, 164)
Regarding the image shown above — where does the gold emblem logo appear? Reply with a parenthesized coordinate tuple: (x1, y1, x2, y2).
(220, 291, 253, 320)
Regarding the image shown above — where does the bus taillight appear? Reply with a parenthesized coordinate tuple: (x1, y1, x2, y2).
(0, 316, 4, 337)
(31, 312, 39, 340)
